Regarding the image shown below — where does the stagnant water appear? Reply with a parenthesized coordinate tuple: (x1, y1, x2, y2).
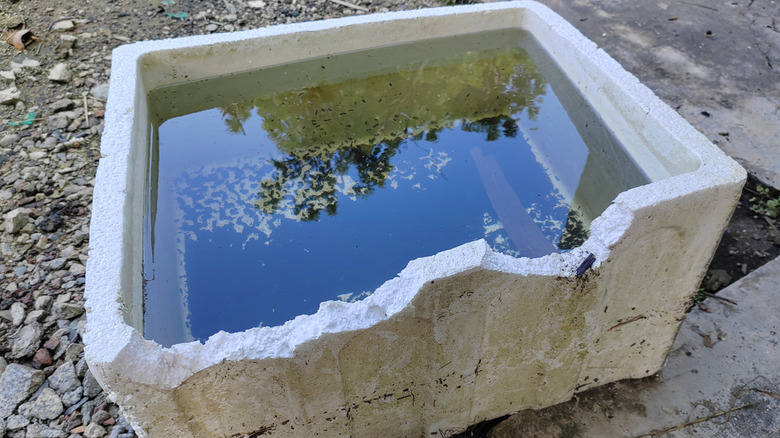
(144, 29, 649, 346)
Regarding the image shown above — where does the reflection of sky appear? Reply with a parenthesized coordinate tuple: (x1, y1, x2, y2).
(147, 84, 590, 343)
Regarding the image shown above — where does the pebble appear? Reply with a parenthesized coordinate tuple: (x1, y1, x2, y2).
(5, 414, 28, 430)
(0, 86, 22, 105)
(10, 322, 43, 359)
(26, 422, 68, 438)
(50, 99, 75, 113)
(4, 209, 30, 234)
(68, 263, 87, 276)
(0, 134, 19, 147)
(53, 302, 84, 320)
(51, 20, 75, 31)
(9, 58, 40, 70)
(705, 269, 732, 292)
(60, 34, 78, 49)
(24, 309, 47, 324)
(19, 388, 64, 420)
(49, 361, 80, 394)
(0, 70, 15, 86)
(10, 302, 25, 327)
(91, 409, 111, 425)
(84, 422, 107, 438)
(48, 63, 73, 83)
(82, 370, 103, 398)
(90, 83, 109, 100)
(0, 364, 45, 418)
(33, 348, 54, 368)
(62, 386, 83, 407)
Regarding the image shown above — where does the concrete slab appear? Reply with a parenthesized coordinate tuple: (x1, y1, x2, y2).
(490, 254, 780, 437)
(516, 0, 780, 188)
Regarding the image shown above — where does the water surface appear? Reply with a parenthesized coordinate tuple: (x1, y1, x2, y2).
(144, 29, 649, 346)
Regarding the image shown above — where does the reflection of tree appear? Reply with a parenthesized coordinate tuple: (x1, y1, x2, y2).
(220, 102, 252, 135)
(462, 116, 519, 142)
(256, 138, 400, 221)
(218, 45, 549, 221)
(558, 207, 588, 249)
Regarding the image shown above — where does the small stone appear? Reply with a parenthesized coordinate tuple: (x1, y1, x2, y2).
(64, 343, 84, 362)
(0, 86, 22, 105)
(35, 295, 54, 311)
(205, 23, 219, 32)
(0, 70, 15, 85)
(70, 425, 86, 434)
(705, 269, 732, 292)
(10, 322, 43, 359)
(247, 0, 267, 7)
(3, 172, 20, 185)
(19, 387, 64, 420)
(45, 257, 67, 270)
(91, 409, 110, 425)
(0, 364, 46, 418)
(10, 302, 26, 326)
(49, 361, 80, 394)
(36, 234, 49, 250)
(51, 20, 75, 31)
(0, 134, 20, 147)
(83, 422, 106, 438)
(82, 370, 103, 398)
(53, 302, 84, 320)
(33, 348, 53, 368)
(90, 83, 109, 100)
(5, 209, 30, 234)
(25, 423, 67, 438)
(43, 335, 60, 350)
(59, 34, 78, 48)
(5, 414, 29, 430)
(61, 386, 83, 407)
(10, 58, 40, 70)
(50, 98, 75, 113)
(74, 358, 88, 378)
(48, 63, 73, 83)
(60, 246, 79, 260)
(68, 263, 86, 276)
(24, 309, 47, 324)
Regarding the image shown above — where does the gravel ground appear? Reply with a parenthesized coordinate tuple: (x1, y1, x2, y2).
(0, 0, 441, 436)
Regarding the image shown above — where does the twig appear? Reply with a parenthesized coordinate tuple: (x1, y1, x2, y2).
(83, 95, 89, 127)
(47, 17, 77, 31)
(678, 1, 718, 12)
(750, 388, 780, 400)
(631, 402, 760, 437)
(327, 0, 368, 12)
(699, 291, 738, 305)
(607, 315, 646, 331)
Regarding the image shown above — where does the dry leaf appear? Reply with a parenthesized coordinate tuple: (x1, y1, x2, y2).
(3, 29, 38, 50)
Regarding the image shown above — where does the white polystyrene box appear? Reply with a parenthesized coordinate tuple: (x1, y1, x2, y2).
(85, 2, 745, 436)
